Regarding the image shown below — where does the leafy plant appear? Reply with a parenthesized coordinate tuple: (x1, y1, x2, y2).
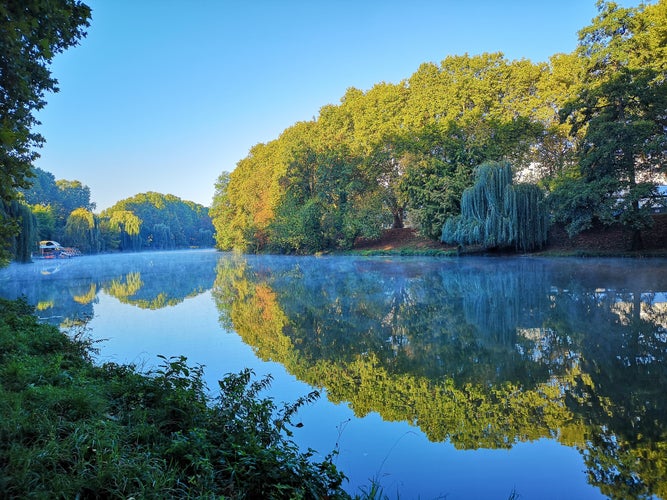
(0, 298, 350, 498)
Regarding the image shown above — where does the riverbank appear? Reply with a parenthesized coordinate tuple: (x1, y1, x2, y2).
(351, 215, 667, 258)
(0, 298, 353, 498)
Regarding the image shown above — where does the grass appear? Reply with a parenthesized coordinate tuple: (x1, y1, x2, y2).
(351, 247, 459, 257)
(0, 297, 351, 498)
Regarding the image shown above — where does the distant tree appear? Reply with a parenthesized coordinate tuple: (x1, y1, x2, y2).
(65, 207, 100, 253)
(151, 223, 174, 250)
(55, 179, 95, 227)
(102, 192, 214, 251)
(31, 204, 56, 241)
(441, 161, 549, 252)
(19, 168, 96, 244)
(108, 210, 142, 251)
(0, 0, 91, 264)
(20, 168, 60, 206)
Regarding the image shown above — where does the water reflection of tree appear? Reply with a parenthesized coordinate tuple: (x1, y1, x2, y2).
(0, 252, 219, 324)
(100, 256, 217, 310)
(212, 255, 667, 499)
(549, 286, 667, 499)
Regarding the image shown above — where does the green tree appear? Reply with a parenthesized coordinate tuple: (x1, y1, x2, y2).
(2, 201, 37, 263)
(19, 168, 94, 242)
(210, 171, 234, 250)
(0, 0, 91, 264)
(20, 168, 60, 206)
(56, 179, 94, 211)
(31, 204, 56, 241)
(397, 54, 550, 239)
(441, 161, 549, 252)
(107, 210, 142, 251)
(555, 0, 667, 248)
(64, 207, 99, 253)
(102, 192, 213, 251)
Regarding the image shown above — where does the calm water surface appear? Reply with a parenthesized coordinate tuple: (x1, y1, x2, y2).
(1, 250, 666, 499)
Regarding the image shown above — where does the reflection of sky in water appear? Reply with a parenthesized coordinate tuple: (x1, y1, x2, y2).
(2, 252, 666, 498)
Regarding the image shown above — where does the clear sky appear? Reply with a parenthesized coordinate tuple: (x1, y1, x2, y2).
(34, 0, 643, 211)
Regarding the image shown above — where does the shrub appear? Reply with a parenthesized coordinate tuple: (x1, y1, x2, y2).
(0, 298, 350, 498)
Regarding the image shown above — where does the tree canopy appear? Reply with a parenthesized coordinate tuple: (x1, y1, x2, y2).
(213, 52, 570, 252)
(552, 0, 667, 247)
(212, 0, 666, 254)
(0, 0, 91, 264)
(101, 192, 215, 251)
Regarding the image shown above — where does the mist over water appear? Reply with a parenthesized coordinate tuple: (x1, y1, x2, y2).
(1, 250, 666, 499)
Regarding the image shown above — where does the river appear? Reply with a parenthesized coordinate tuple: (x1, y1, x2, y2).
(1, 249, 666, 499)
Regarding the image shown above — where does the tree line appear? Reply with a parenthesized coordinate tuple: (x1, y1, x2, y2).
(0, 1, 214, 264)
(1, 1, 665, 263)
(9, 167, 215, 259)
(211, 0, 666, 254)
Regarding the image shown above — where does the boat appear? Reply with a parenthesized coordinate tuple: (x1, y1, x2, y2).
(36, 241, 81, 259)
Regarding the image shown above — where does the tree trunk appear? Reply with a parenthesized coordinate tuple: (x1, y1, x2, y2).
(392, 212, 404, 229)
(630, 228, 644, 251)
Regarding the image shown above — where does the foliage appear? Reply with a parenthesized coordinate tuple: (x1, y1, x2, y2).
(209, 3, 666, 254)
(212, 51, 573, 253)
(0, 297, 350, 498)
(556, 0, 667, 248)
(101, 192, 215, 251)
(31, 203, 56, 241)
(441, 161, 549, 251)
(0, 0, 91, 264)
(11, 167, 100, 256)
(65, 207, 100, 253)
(0, 200, 37, 264)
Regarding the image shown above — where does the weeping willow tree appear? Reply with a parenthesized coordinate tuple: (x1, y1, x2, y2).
(441, 161, 548, 252)
(0, 200, 37, 264)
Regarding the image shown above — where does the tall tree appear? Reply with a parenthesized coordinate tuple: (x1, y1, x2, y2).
(556, 0, 667, 248)
(54, 179, 95, 228)
(0, 0, 91, 264)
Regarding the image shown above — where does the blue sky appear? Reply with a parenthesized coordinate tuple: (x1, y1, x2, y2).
(34, 0, 643, 210)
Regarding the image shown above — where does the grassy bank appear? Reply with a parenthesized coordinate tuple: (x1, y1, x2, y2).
(348, 226, 667, 258)
(0, 297, 352, 499)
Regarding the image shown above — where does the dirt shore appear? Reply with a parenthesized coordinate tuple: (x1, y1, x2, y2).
(353, 214, 667, 256)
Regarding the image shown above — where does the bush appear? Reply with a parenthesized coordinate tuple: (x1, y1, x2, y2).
(0, 298, 350, 499)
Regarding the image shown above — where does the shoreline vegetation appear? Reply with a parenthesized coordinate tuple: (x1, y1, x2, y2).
(0, 297, 357, 499)
(347, 221, 667, 258)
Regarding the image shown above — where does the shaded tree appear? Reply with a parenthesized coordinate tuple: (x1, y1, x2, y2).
(0, 0, 91, 264)
(555, 0, 667, 248)
(31, 204, 56, 241)
(0, 201, 37, 263)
